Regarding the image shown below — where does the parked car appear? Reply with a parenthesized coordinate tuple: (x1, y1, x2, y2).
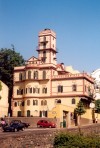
(2, 122, 25, 132)
(10, 120, 30, 128)
(37, 120, 56, 128)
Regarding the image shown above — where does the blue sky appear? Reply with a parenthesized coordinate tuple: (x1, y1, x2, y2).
(0, 0, 100, 73)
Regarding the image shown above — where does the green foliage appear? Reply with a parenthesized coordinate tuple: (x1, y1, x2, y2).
(53, 133, 100, 148)
(0, 48, 25, 113)
(74, 100, 86, 116)
(95, 99, 100, 114)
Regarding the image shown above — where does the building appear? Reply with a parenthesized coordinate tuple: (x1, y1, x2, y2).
(91, 69, 100, 100)
(12, 29, 94, 125)
(0, 80, 9, 117)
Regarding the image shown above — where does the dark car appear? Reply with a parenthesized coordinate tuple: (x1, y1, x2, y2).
(10, 120, 30, 128)
(37, 120, 56, 128)
(2, 122, 25, 132)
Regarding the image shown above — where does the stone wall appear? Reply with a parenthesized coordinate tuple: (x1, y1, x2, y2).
(0, 123, 100, 148)
(4, 116, 96, 128)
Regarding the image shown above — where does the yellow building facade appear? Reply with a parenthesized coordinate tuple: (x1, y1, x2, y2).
(12, 29, 94, 125)
(0, 80, 9, 117)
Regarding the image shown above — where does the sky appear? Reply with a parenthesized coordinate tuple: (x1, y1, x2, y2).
(0, 0, 100, 73)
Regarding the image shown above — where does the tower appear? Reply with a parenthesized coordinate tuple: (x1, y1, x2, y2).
(37, 28, 57, 65)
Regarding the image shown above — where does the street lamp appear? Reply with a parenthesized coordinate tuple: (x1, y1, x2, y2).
(90, 102, 95, 123)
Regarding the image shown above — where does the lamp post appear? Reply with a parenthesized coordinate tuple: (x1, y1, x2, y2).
(90, 102, 95, 123)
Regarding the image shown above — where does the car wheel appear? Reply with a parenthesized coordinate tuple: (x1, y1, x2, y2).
(14, 128, 17, 132)
(37, 125, 40, 128)
(22, 127, 25, 131)
(49, 125, 52, 128)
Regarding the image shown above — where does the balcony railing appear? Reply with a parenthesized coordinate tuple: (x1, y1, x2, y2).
(52, 73, 94, 82)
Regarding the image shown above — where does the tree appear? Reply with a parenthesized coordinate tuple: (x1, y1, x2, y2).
(74, 100, 86, 126)
(0, 48, 25, 115)
(95, 99, 100, 114)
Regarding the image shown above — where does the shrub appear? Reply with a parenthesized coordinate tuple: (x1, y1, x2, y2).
(53, 132, 100, 148)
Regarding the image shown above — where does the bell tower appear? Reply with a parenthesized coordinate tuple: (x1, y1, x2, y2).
(37, 28, 57, 65)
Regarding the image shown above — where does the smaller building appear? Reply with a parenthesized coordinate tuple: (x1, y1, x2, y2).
(0, 80, 9, 117)
(91, 69, 100, 100)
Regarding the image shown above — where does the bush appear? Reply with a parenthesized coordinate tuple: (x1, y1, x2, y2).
(53, 133, 100, 148)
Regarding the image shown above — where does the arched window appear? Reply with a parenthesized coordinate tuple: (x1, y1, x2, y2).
(41, 100, 47, 106)
(23, 72, 26, 80)
(72, 98, 75, 104)
(34, 71, 38, 79)
(41, 100, 44, 106)
(28, 71, 31, 79)
(33, 100, 38, 105)
(27, 87, 32, 93)
(14, 102, 17, 107)
(72, 84, 77, 91)
(27, 110, 30, 117)
(19, 73, 22, 81)
(43, 71, 46, 79)
(27, 100, 30, 106)
(44, 100, 47, 105)
(42, 87, 47, 93)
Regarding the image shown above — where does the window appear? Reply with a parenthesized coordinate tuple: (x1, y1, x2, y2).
(43, 71, 46, 79)
(42, 87, 47, 94)
(34, 71, 38, 79)
(39, 111, 42, 117)
(41, 100, 44, 106)
(17, 111, 21, 117)
(44, 100, 47, 105)
(33, 87, 35, 93)
(33, 100, 38, 105)
(19, 73, 23, 81)
(17, 89, 23, 95)
(28, 71, 31, 79)
(41, 100, 47, 106)
(57, 99, 61, 103)
(17, 101, 21, 106)
(72, 84, 77, 91)
(27, 87, 32, 93)
(43, 51, 46, 57)
(72, 98, 75, 104)
(23, 72, 26, 80)
(58, 85, 63, 93)
(35, 88, 40, 93)
(43, 43, 46, 49)
(21, 89, 23, 94)
(22, 101, 24, 106)
(14, 102, 17, 107)
(27, 110, 30, 117)
(27, 100, 30, 106)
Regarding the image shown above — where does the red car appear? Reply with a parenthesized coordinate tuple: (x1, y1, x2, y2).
(37, 120, 56, 128)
